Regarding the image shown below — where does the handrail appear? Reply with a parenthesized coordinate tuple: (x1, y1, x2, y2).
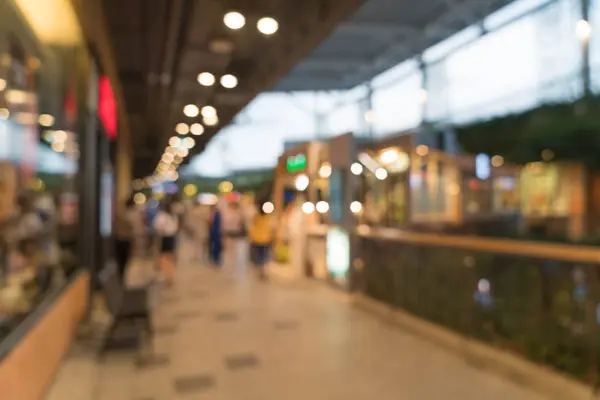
(356, 226, 600, 264)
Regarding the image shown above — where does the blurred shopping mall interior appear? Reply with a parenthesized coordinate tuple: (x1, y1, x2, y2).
(1, 0, 600, 399)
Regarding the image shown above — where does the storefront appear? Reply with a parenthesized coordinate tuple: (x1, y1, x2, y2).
(0, 1, 107, 397)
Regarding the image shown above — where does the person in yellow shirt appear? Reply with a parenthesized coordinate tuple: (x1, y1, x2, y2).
(249, 205, 273, 279)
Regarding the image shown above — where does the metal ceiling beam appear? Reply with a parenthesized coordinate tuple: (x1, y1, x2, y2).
(336, 22, 418, 37)
(295, 57, 367, 70)
(341, 0, 500, 85)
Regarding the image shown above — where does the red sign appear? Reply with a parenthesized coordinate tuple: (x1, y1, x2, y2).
(98, 76, 117, 139)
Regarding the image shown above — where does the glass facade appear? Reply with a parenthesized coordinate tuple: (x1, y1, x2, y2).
(190, 0, 593, 177)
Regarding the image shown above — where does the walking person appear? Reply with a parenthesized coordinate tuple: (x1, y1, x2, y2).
(208, 204, 223, 266)
(249, 203, 273, 280)
(153, 201, 179, 285)
(222, 202, 243, 267)
(188, 201, 210, 263)
(114, 198, 136, 283)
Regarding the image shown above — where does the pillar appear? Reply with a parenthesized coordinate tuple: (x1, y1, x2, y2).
(115, 137, 132, 204)
(581, 0, 592, 97)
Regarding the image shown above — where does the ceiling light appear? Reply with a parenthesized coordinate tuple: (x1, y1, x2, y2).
(257, 17, 278, 35)
(38, 113, 55, 127)
(262, 202, 274, 214)
(316, 201, 329, 214)
(203, 115, 219, 126)
(220, 74, 238, 89)
(169, 136, 182, 147)
(162, 152, 174, 163)
(197, 72, 215, 86)
(177, 148, 189, 158)
(183, 137, 195, 149)
(224, 11, 245, 30)
(190, 123, 204, 136)
(375, 168, 388, 180)
(201, 105, 217, 118)
(301, 202, 315, 214)
(53, 130, 67, 142)
(183, 104, 199, 117)
(51, 141, 65, 152)
(576, 19, 592, 41)
(350, 162, 363, 175)
(319, 163, 332, 179)
(165, 146, 176, 154)
(175, 122, 189, 135)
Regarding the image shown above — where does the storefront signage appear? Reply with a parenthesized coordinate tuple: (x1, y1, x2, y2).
(326, 227, 350, 276)
(98, 76, 117, 140)
(286, 153, 306, 172)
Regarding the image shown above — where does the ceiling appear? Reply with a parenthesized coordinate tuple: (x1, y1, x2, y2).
(102, 0, 365, 178)
(274, 0, 517, 91)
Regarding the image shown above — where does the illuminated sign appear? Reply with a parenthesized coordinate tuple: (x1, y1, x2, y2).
(286, 153, 306, 172)
(98, 76, 117, 140)
(475, 153, 490, 180)
(326, 227, 350, 276)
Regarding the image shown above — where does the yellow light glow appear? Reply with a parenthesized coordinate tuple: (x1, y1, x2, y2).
(183, 137, 195, 149)
(379, 148, 399, 164)
(190, 123, 204, 136)
(576, 19, 592, 41)
(51, 141, 65, 152)
(14, 0, 82, 45)
(316, 201, 329, 214)
(350, 201, 363, 214)
(175, 123, 189, 135)
(350, 162, 363, 175)
(203, 115, 219, 126)
(0, 79, 6, 91)
(133, 192, 147, 205)
(169, 136, 182, 147)
(201, 105, 217, 118)
(54, 130, 67, 142)
(319, 163, 332, 178)
(38, 113, 54, 127)
(197, 72, 215, 86)
(0, 108, 9, 120)
(257, 17, 279, 35)
(375, 168, 388, 180)
(184, 184, 198, 197)
(183, 104, 199, 117)
(224, 11, 245, 30)
(301, 202, 315, 214)
(415, 145, 429, 157)
(491, 155, 504, 167)
(219, 181, 233, 193)
(262, 202, 274, 214)
(220, 74, 238, 89)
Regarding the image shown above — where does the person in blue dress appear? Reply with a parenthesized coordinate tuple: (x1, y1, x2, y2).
(208, 205, 222, 266)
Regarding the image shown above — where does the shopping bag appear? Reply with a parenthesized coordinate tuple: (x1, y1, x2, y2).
(273, 244, 289, 264)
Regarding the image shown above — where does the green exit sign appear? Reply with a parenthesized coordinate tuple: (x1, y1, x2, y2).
(286, 154, 307, 172)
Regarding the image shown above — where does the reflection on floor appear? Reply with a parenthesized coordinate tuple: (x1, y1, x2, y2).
(47, 242, 544, 400)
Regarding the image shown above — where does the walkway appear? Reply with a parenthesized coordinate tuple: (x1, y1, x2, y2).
(48, 245, 544, 400)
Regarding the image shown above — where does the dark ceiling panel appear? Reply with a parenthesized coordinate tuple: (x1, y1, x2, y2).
(274, 0, 517, 91)
(103, 0, 367, 178)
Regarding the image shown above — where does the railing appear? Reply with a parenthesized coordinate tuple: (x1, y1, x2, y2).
(354, 227, 599, 388)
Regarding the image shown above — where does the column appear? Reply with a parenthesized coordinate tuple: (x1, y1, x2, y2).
(115, 137, 132, 204)
(581, 0, 591, 96)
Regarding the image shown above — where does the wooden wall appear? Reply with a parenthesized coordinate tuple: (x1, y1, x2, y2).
(0, 272, 89, 400)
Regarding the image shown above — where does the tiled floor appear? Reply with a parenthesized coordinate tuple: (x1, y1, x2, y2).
(47, 240, 545, 400)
